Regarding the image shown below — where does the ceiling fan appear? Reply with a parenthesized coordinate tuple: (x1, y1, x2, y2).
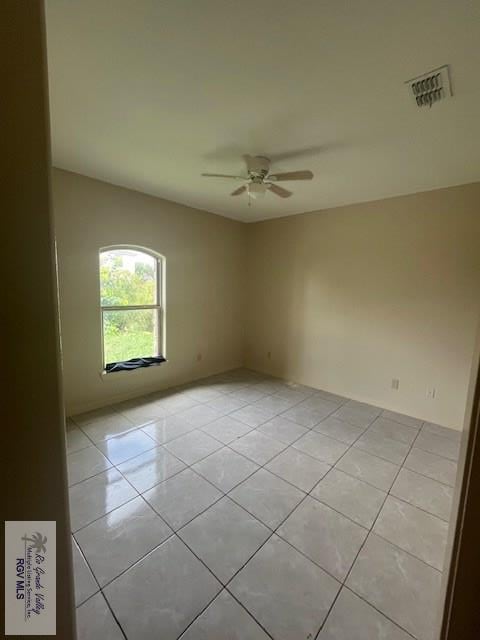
(201, 155, 313, 202)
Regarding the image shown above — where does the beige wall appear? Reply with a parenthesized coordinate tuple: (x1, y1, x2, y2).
(53, 169, 246, 414)
(245, 183, 480, 430)
(55, 170, 479, 429)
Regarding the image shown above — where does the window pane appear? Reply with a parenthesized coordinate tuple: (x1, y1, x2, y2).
(100, 249, 157, 306)
(103, 309, 159, 364)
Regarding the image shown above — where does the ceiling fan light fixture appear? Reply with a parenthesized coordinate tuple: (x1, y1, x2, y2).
(248, 182, 267, 199)
(201, 154, 314, 202)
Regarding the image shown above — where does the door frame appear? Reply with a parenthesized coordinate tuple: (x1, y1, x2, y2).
(440, 321, 480, 640)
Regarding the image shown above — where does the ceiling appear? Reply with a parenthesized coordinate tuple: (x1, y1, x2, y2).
(45, 0, 480, 222)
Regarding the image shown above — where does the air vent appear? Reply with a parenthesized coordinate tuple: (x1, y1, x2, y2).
(406, 65, 452, 108)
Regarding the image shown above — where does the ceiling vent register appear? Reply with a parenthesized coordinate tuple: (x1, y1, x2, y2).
(406, 65, 452, 108)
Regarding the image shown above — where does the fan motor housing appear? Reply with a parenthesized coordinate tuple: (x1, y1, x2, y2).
(248, 155, 270, 177)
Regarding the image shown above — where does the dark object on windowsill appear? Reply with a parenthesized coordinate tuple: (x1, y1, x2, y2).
(105, 356, 166, 373)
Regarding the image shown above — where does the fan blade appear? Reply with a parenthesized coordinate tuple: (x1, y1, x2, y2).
(201, 173, 245, 180)
(268, 170, 313, 182)
(268, 183, 292, 198)
(231, 185, 247, 196)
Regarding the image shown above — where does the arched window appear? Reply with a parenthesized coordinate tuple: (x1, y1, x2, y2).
(99, 246, 165, 372)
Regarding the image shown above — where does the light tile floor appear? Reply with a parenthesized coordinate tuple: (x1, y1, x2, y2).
(68, 369, 460, 640)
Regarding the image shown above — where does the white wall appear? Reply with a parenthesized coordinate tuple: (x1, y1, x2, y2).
(245, 183, 480, 429)
(53, 169, 246, 414)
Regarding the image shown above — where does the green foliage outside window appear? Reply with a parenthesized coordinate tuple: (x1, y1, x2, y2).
(100, 251, 159, 364)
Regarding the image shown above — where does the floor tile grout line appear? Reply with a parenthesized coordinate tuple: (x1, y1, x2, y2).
(173, 533, 277, 640)
(361, 424, 421, 449)
(418, 427, 462, 444)
(313, 421, 427, 640)
(71, 439, 195, 535)
(171, 428, 309, 530)
(272, 449, 450, 581)
(148, 486, 227, 534)
(69, 397, 381, 531)
(76, 492, 427, 640)
(74, 429, 449, 597)
(370, 414, 422, 431)
(67, 461, 115, 489)
(209, 590, 276, 640)
(73, 411, 264, 608)
(350, 436, 413, 466)
(227, 449, 368, 582)
(89, 532, 177, 593)
(76, 533, 207, 639)
(98, 591, 130, 640)
(312, 423, 369, 446)
(78, 434, 204, 572)
(340, 584, 419, 640)
(205, 478, 339, 635)
(184, 421, 320, 515)
(188, 385, 310, 417)
(223, 407, 353, 469)
(69, 410, 453, 535)
(124, 457, 226, 531)
(72, 426, 272, 535)
(73, 389, 217, 440)
(71, 491, 140, 535)
(72, 535, 129, 639)
(72, 392, 394, 464)
(71, 369, 455, 439)
(310, 412, 382, 489)
(399, 461, 457, 488)
(71, 539, 102, 606)
(67, 437, 160, 488)
(346, 423, 423, 579)
(69, 371, 457, 639)
(76, 431, 336, 634)
(217, 414, 337, 495)
(76, 377, 343, 445)
(219, 412, 338, 508)
(330, 433, 457, 491)
(71, 370, 272, 420)
(91, 475, 289, 640)
(377, 414, 424, 431)
(315, 421, 418, 640)
(410, 443, 459, 463)
(327, 464, 397, 492)
(68, 410, 240, 488)
(250, 456, 331, 495)
(219, 483, 348, 639)
(385, 492, 451, 524)
(349, 447, 408, 467)
(70, 423, 224, 500)
(65, 440, 95, 456)
(305, 481, 382, 530)
(367, 530, 445, 573)
(70, 430, 206, 531)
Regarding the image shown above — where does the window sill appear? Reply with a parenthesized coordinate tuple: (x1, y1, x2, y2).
(102, 356, 167, 375)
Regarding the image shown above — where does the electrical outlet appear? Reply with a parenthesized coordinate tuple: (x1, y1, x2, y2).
(427, 387, 436, 399)
(267, 351, 271, 360)
(196, 353, 202, 362)
(391, 378, 400, 390)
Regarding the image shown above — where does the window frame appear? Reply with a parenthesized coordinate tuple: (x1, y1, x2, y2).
(99, 245, 165, 372)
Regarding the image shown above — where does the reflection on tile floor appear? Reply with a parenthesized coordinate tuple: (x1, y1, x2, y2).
(68, 369, 460, 640)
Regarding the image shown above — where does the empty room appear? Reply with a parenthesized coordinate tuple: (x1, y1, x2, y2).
(5, 2, 480, 640)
